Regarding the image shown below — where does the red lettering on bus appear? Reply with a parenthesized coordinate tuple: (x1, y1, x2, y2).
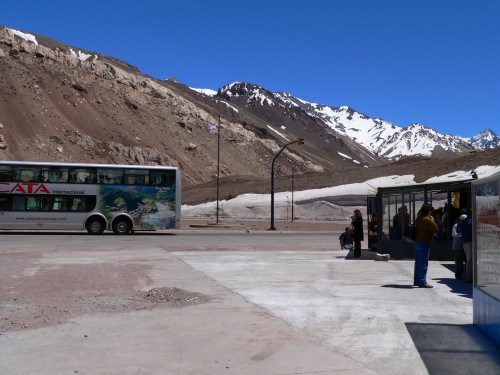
(33, 184, 50, 194)
(0, 182, 50, 194)
(0, 182, 10, 193)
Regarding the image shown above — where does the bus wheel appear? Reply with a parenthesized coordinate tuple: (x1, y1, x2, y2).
(112, 218, 132, 235)
(86, 217, 106, 235)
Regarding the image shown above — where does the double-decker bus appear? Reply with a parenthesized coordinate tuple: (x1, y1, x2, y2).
(0, 161, 181, 234)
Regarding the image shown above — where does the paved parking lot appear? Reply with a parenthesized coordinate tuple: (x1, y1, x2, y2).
(0, 232, 498, 374)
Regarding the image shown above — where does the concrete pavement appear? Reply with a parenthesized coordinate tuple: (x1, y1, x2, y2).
(0, 232, 499, 374)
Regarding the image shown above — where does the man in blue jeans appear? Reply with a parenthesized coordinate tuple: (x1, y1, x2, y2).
(413, 204, 439, 288)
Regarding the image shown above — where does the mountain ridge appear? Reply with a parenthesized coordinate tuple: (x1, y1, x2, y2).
(199, 81, 494, 159)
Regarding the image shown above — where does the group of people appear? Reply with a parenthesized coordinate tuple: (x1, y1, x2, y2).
(412, 203, 473, 288)
(339, 204, 473, 287)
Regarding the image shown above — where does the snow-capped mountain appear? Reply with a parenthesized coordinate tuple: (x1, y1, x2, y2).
(468, 129, 500, 150)
(208, 82, 476, 160)
(196, 82, 498, 158)
(217, 82, 276, 106)
(273, 93, 474, 159)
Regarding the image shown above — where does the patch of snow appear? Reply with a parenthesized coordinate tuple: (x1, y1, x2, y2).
(10, 29, 38, 45)
(192, 88, 217, 96)
(220, 101, 239, 112)
(266, 125, 289, 141)
(70, 48, 91, 62)
(182, 166, 500, 220)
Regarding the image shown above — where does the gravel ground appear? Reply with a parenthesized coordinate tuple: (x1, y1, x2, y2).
(1, 262, 211, 333)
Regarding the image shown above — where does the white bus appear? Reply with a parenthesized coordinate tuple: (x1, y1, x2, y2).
(0, 161, 181, 234)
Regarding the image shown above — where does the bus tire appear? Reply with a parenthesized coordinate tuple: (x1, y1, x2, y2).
(112, 217, 132, 235)
(86, 217, 106, 235)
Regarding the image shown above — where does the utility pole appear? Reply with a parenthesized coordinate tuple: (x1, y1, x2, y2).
(216, 116, 221, 223)
(269, 137, 303, 230)
(291, 168, 295, 222)
(208, 117, 221, 224)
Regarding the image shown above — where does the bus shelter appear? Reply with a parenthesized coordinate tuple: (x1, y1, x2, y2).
(369, 179, 473, 260)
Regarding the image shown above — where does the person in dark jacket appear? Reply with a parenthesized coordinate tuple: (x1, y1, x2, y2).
(351, 209, 364, 257)
(413, 203, 439, 288)
(452, 214, 467, 280)
(462, 212, 473, 283)
(339, 227, 353, 249)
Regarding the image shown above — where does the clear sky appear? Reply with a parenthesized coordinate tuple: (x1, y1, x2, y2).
(2, 0, 499, 138)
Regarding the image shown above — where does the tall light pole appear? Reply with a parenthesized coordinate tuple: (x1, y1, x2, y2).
(291, 168, 295, 222)
(216, 116, 221, 223)
(208, 117, 221, 223)
(269, 137, 303, 230)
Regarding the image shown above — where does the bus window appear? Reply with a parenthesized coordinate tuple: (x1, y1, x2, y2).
(12, 196, 25, 210)
(39, 197, 52, 211)
(69, 196, 96, 212)
(124, 169, 149, 185)
(97, 169, 123, 185)
(26, 197, 37, 210)
(52, 197, 70, 211)
(0, 166, 12, 182)
(42, 167, 69, 183)
(0, 196, 11, 210)
(69, 168, 96, 184)
(151, 171, 174, 186)
(13, 167, 41, 182)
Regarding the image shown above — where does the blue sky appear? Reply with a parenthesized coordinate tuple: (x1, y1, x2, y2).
(2, 0, 499, 138)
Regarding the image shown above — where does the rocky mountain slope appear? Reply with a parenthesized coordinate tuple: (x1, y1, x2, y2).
(0, 26, 497, 206)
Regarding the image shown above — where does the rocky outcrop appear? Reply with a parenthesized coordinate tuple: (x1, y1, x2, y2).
(109, 142, 178, 166)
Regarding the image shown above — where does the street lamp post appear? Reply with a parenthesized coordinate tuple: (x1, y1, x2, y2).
(291, 168, 295, 222)
(269, 138, 303, 230)
(216, 116, 221, 223)
(208, 117, 221, 224)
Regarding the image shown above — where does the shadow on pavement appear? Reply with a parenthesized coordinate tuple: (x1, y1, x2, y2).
(380, 284, 414, 289)
(344, 249, 377, 260)
(405, 323, 500, 375)
(433, 277, 473, 299)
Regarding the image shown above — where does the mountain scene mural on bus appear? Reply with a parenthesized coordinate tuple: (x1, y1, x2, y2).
(99, 182, 177, 231)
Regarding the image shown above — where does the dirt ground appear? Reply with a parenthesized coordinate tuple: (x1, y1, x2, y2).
(0, 263, 211, 333)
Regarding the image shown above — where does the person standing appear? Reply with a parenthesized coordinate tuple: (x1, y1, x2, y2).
(393, 205, 409, 240)
(351, 209, 364, 257)
(413, 203, 439, 288)
(452, 214, 467, 280)
(462, 212, 473, 283)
